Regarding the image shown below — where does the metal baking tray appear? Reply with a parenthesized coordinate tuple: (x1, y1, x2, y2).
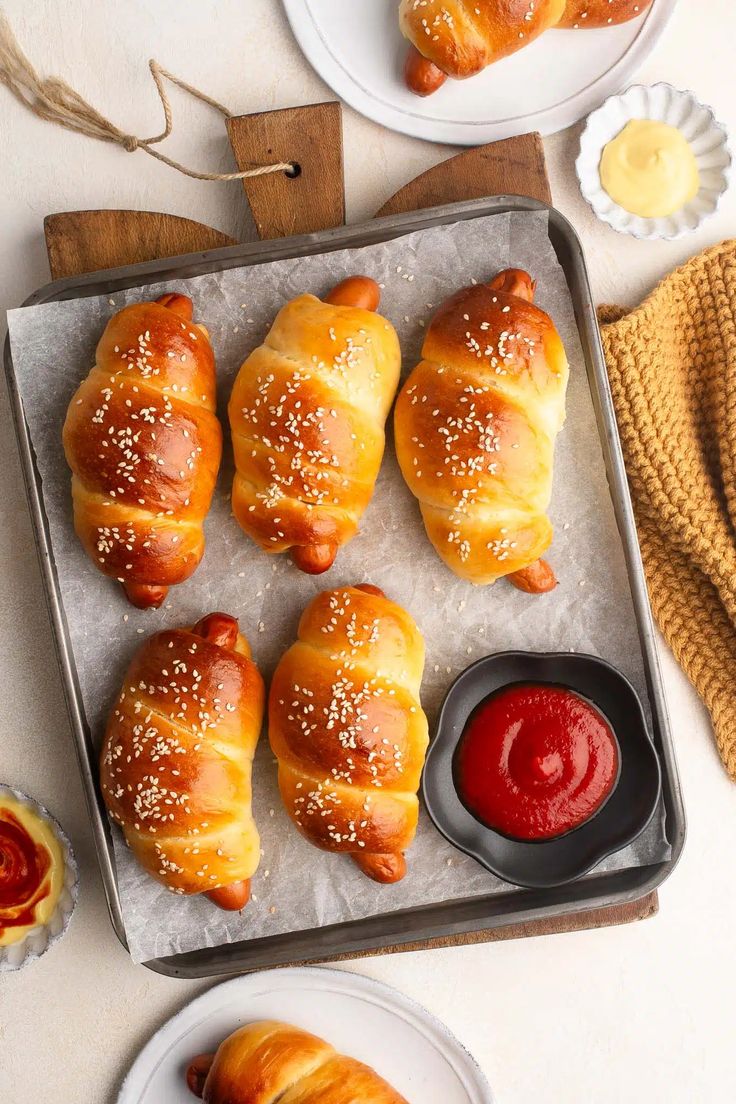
(5, 197, 686, 978)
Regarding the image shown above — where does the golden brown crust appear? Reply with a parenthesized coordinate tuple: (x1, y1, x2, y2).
(197, 1021, 409, 1104)
(100, 614, 264, 901)
(268, 587, 428, 879)
(557, 0, 652, 28)
(229, 288, 401, 572)
(400, 0, 566, 80)
(62, 295, 222, 607)
(394, 269, 569, 585)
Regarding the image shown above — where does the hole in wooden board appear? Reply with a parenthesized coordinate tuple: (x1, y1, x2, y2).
(285, 163, 302, 179)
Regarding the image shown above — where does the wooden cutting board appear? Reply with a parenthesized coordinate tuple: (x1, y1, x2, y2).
(42, 103, 657, 951)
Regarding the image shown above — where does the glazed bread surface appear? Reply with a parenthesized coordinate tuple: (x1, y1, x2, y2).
(394, 269, 569, 586)
(269, 585, 428, 883)
(400, 0, 566, 78)
(62, 293, 222, 608)
(558, 0, 652, 28)
(100, 613, 264, 906)
(195, 1020, 409, 1104)
(229, 284, 401, 574)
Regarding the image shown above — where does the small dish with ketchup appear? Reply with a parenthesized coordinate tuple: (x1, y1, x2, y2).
(423, 652, 661, 889)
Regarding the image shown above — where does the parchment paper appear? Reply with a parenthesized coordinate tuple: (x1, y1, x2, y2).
(7, 212, 671, 963)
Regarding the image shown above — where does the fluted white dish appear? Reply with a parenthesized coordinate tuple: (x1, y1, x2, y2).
(577, 83, 732, 240)
(0, 784, 78, 972)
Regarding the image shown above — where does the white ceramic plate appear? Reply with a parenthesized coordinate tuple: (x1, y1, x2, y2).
(282, 0, 678, 146)
(117, 967, 494, 1103)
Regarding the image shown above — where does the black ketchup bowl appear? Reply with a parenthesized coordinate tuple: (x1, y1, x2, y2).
(422, 651, 662, 889)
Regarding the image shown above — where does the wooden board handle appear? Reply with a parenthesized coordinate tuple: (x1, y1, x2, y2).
(227, 102, 345, 240)
(377, 133, 551, 218)
(43, 210, 236, 280)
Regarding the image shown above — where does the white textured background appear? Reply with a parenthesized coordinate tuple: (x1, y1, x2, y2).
(0, 1, 734, 1101)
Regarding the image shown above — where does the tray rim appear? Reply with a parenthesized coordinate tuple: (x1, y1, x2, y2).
(4, 196, 686, 978)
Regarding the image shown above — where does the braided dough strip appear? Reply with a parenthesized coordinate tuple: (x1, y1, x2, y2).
(394, 268, 568, 589)
(269, 584, 429, 883)
(229, 277, 401, 575)
(62, 293, 222, 608)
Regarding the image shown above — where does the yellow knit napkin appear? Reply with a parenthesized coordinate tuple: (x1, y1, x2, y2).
(599, 240, 736, 779)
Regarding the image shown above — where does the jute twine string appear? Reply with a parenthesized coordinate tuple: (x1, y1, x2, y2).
(0, 12, 294, 181)
(599, 240, 736, 780)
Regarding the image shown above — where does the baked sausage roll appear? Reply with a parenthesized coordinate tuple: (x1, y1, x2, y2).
(401, 0, 567, 96)
(269, 584, 429, 884)
(62, 293, 222, 609)
(186, 1021, 409, 1103)
(100, 612, 264, 911)
(229, 277, 401, 575)
(394, 268, 569, 592)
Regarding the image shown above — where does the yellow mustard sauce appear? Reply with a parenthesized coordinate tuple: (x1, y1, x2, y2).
(599, 119, 700, 219)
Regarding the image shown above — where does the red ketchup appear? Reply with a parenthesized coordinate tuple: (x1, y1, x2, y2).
(455, 683, 619, 841)
(0, 809, 52, 937)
